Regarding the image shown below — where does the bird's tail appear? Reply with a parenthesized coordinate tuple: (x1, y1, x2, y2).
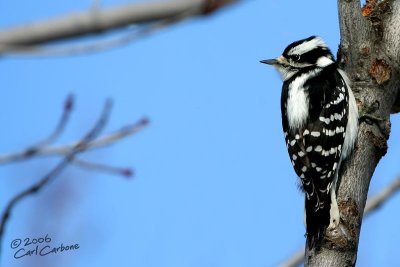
(305, 195, 330, 249)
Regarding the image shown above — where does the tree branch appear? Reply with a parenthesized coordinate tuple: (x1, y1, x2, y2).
(35, 94, 74, 147)
(305, 1, 400, 265)
(279, 249, 304, 267)
(0, 99, 112, 256)
(0, 0, 238, 55)
(0, 95, 74, 163)
(73, 158, 134, 177)
(2, 18, 177, 57)
(0, 115, 149, 164)
(280, 177, 400, 267)
(0, 96, 148, 258)
(364, 177, 400, 211)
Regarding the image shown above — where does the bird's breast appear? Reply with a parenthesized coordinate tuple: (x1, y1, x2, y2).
(286, 75, 310, 131)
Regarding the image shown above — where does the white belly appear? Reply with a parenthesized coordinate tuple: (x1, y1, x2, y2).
(287, 73, 311, 130)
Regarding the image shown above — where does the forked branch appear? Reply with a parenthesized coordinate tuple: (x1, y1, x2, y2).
(0, 96, 148, 257)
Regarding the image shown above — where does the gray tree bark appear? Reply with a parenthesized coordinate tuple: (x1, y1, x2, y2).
(305, 0, 400, 266)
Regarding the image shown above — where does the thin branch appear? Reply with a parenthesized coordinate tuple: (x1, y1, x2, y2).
(280, 177, 400, 267)
(0, 0, 238, 55)
(364, 177, 400, 211)
(0, 117, 149, 164)
(0, 99, 112, 255)
(279, 249, 304, 267)
(34, 94, 74, 146)
(73, 158, 133, 177)
(1, 95, 74, 163)
(4, 19, 176, 57)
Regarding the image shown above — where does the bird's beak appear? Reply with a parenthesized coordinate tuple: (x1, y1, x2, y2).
(260, 59, 278, 65)
(260, 55, 287, 65)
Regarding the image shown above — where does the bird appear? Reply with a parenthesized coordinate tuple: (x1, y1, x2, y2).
(260, 36, 358, 248)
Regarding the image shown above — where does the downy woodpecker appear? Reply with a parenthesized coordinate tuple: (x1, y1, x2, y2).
(261, 36, 358, 247)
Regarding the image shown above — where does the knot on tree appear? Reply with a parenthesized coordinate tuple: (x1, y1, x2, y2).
(203, 0, 236, 14)
(362, 0, 392, 40)
(366, 130, 389, 158)
(369, 59, 392, 85)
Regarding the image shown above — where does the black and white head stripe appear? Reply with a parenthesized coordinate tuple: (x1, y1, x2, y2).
(284, 36, 328, 56)
(282, 36, 334, 66)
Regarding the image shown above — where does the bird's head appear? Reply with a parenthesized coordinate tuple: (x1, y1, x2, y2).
(261, 36, 335, 81)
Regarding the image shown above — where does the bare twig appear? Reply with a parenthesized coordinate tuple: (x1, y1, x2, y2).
(279, 249, 304, 267)
(35, 94, 74, 146)
(1, 95, 74, 162)
(364, 177, 400, 211)
(0, 99, 112, 255)
(73, 158, 133, 177)
(4, 19, 176, 57)
(0, 0, 238, 55)
(279, 177, 400, 267)
(0, 116, 149, 164)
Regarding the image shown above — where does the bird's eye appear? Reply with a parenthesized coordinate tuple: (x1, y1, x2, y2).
(294, 55, 301, 61)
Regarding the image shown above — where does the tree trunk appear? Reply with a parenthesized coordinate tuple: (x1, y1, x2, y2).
(305, 0, 400, 265)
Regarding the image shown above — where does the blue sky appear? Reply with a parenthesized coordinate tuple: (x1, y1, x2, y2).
(0, 0, 399, 266)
